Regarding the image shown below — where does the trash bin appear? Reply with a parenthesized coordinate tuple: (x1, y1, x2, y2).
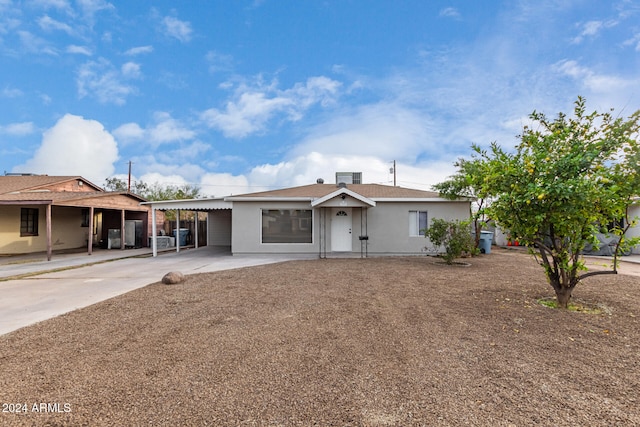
(479, 231, 493, 254)
(173, 228, 189, 246)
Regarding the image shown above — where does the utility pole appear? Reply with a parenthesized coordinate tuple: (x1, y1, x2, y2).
(127, 161, 132, 192)
(391, 160, 396, 186)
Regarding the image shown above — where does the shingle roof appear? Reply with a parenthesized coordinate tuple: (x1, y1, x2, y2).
(0, 175, 146, 204)
(232, 183, 444, 199)
(0, 175, 101, 195)
(0, 191, 147, 203)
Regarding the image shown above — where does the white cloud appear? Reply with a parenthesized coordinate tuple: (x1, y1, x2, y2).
(203, 152, 458, 197)
(124, 45, 153, 56)
(76, 0, 114, 21)
(112, 122, 144, 142)
(138, 172, 189, 188)
(113, 112, 196, 146)
(0, 121, 35, 135)
(439, 7, 461, 19)
(66, 44, 92, 55)
(13, 114, 119, 184)
(199, 172, 250, 197)
(291, 102, 433, 162)
(553, 59, 637, 95)
(18, 30, 58, 55)
(162, 16, 192, 42)
(77, 58, 138, 105)
(37, 14, 75, 35)
(121, 61, 141, 78)
(2, 86, 23, 97)
(29, 0, 72, 12)
(206, 50, 233, 73)
(200, 76, 342, 138)
(623, 32, 640, 51)
(571, 20, 617, 44)
(147, 112, 195, 143)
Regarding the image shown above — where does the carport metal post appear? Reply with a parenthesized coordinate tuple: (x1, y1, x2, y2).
(151, 207, 158, 257)
(194, 212, 199, 248)
(176, 209, 180, 253)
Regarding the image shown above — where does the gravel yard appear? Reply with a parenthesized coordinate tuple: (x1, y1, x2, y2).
(1, 249, 639, 426)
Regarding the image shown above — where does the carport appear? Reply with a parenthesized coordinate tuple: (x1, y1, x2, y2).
(141, 198, 232, 257)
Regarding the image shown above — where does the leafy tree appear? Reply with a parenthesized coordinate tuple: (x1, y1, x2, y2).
(424, 218, 474, 264)
(477, 97, 640, 308)
(103, 177, 149, 196)
(103, 178, 201, 201)
(432, 154, 490, 250)
(143, 182, 201, 201)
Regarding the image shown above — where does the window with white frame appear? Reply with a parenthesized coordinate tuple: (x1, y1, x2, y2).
(262, 209, 313, 243)
(409, 210, 428, 236)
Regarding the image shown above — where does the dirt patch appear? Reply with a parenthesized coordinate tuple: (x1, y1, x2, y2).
(1, 249, 639, 426)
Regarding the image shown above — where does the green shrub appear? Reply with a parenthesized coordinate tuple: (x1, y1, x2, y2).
(423, 219, 474, 264)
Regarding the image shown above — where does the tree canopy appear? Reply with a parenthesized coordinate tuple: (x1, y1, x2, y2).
(104, 177, 201, 201)
(432, 153, 490, 249)
(442, 97, 640, 308)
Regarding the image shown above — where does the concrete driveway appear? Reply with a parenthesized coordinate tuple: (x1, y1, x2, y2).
(0, 246, 313, 336)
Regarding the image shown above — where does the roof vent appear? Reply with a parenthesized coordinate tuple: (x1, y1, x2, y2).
(316, 178, 324, 184)
(337, 182, 347, 188)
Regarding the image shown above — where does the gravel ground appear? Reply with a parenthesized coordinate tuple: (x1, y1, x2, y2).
(1, 248, 639, 426)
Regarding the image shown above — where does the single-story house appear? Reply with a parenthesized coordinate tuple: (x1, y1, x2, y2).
(145, 176, 472, 257)
(0, 174, 155, 260)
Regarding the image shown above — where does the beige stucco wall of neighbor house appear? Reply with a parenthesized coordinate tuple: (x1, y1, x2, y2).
(50, 206, 89, 251)
(0, 205, 90, 255)
(363, 201, 471, 255)
(231, 201, 319, 254)
(0, 205, 30, 254)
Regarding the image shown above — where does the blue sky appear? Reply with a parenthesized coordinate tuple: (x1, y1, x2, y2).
(1, 0, 639, 196)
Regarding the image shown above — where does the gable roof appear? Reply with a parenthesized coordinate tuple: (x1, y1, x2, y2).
(0, 175, 147, 205)
(226, 183, 456, 201)
(0, 175, 104, 194)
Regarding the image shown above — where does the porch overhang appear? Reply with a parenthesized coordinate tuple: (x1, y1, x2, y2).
(311, 188, 376, 208)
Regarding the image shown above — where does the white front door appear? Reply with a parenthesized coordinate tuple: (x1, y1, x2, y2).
(331, 208, 352, 252)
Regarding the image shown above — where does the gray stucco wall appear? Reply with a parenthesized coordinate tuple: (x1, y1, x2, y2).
(207, 209, 232, 246)
(231, 201, 319, 254)
(230, 199, 471, 256)
(362, 201, 471, 255)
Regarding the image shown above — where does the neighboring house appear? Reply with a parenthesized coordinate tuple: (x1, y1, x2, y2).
(0, 174, 154, 260)
(145, 174, 472, 257)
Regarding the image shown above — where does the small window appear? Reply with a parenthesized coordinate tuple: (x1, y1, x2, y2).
(81, 209, 90, 227)
(409, 211, 428, 236)
(20, 208, 39, 237)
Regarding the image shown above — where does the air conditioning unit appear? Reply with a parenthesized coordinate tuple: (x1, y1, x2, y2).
(335, 172, 362, 185)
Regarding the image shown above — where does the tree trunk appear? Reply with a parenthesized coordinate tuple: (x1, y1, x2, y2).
(554, 286, 573, 309)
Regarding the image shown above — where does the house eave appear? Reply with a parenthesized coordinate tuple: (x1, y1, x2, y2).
(371, 197, 471, 202)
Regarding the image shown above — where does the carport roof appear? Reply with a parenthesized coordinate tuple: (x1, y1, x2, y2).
(141, 197, 232, 211)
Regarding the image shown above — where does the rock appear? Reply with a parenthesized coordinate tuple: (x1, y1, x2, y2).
(162, 271, 185, 285)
